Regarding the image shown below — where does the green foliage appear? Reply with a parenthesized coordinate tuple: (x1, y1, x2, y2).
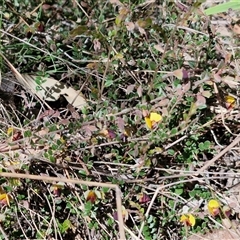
(58, 219, 72, 234)
(198, 140, 211, 151)
(0, 0, 238, 239)
(173, 184, 184, 196)
(24, 130, 32, 137)
(189, 185, 211, 199)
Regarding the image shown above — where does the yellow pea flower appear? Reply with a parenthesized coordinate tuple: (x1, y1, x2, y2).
(85, 190, 97, 203)
(145, 112, 162, 129)
(208, 199, 220, 216)
(0, 187, 12, 206)
(180, 214, 196, 227)
(225, 95, 236, 110)
(0, 193, 12, 206)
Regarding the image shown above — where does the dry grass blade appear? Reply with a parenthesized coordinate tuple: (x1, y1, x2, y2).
(0, 52, 32, 91)
(22, 74, 88, 109)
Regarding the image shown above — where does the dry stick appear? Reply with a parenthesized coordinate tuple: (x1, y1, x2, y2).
(0, 172, 126, 240)
(0, 223, 8, 240)
(194, 133, 240, 176)
(72, 0, 90, 18)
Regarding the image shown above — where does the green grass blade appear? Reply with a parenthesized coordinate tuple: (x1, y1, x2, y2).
(204, 1, 240, 15)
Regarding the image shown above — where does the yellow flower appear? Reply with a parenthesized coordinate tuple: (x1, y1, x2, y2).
(84, 190, 102, 204)
(0, 193, 12, 206)
(208, 199, 220, 216)
(0, 187, 12, 206)
(180, 214, 196, 227)
(225, 95, 236, 110)
(145, 112, 162, 129)
(85, 190, 97, 203)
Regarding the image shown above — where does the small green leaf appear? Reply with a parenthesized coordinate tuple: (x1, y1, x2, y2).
(102, 187, 109, 193)
(60, 219, 72, 234)
(105, 79, 113, 87)
(203, 140, 211, 150)
(168, 149, 175, 155)
(175, 187, 183, 195)
(56, 139, 63, 146)
(36, 231, 46, 239)
(189, 190, 196, 198)
(115, 15, 123, 26)
(49, 155, 55, 163)
(170, 128, 178, 135)
(48, 149, 53, 155)
(24, 130, 32, 137)
(51, 144, 58, 150)
(199, 142, 205, 151)
(148, 61, 156, 70)
(84, 201, 93, 215)
(147, 215, 153, 223)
